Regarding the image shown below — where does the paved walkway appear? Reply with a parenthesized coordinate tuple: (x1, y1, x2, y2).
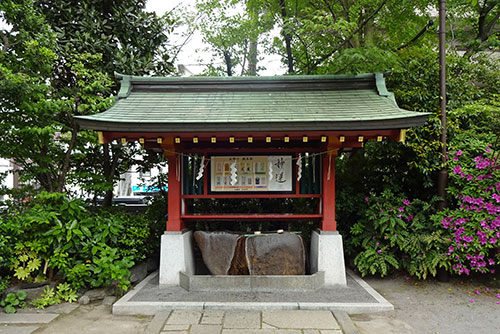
(0, 302, 354, 334)
(145, 309, 345, 334)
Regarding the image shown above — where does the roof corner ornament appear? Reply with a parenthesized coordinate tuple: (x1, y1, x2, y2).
(375, 72, 397, 104)
(116, 74, 132, 99)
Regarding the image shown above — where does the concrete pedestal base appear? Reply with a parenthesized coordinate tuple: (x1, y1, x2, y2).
(310, 230, 347, 286)
(159, 230, 195, 286)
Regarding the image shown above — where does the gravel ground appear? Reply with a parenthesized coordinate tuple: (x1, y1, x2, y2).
(351, 274, 500, 334)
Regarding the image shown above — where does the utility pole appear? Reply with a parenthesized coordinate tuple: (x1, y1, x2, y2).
(437, 0, 448, 209)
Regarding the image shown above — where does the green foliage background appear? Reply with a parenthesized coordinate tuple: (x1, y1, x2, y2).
(0, 0, 499, 289)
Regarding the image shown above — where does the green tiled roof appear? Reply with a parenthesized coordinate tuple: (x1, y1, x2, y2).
(75, 73, 430, 132)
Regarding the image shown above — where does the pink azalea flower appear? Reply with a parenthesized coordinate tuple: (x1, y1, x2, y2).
(469, 299, 475, 303)
(475, 290, 480, 295)
(377, 250, 382, 254)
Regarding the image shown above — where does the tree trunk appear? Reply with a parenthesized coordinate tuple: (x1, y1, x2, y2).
(223, 50, 233, 76)
(56, 121, 78, 193)
(248, 40, 257, 76)
(102, 143, 113, 207)
(102, 143, 121, 207)
(279, 0, 294, 74)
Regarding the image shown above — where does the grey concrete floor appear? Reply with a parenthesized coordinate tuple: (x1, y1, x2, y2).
(131, 273, 376, 304)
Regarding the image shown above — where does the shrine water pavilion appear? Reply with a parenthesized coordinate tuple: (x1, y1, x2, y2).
(75, 73, 429, 287)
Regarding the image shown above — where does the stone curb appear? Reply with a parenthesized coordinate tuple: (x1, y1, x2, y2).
(333, 311, 361, 334)
(143, 310, 171, 334)
(0, 313, 59, 324)
(345, 269, 394, 312)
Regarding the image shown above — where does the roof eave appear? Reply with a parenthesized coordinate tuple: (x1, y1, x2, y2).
(74, 114, 431, 133)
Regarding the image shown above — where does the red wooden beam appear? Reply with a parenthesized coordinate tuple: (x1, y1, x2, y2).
(164, 141, 184, 232)
(182, 194, 321, 199)
(181, 214, 323, 221)
(321, 138, 338, 231)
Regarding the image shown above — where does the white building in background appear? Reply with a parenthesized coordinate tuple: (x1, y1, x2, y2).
(0, 158, 15, 201)
(0, 156, 167, 202)
(114, 164, 168, 199)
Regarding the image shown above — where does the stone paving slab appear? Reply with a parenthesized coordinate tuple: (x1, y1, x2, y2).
(222, 330, 302, 334)
(43, 302, 79, 314)
(223, 311, 261, 329)
(145, 310, 172, 334)
(190, 324, 222, 334)
(0, 313, 59, 324)
(200, 310, 224, 325)
(150, 310, 345, 334)
(262, 310, 341, 330)
(0, 325, 40, 334)
(162, 324, 190, 331)
(166, 310, 202, 325)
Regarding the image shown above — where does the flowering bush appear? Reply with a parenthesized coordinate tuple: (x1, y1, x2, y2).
(350, 189, 448, 278)
(435, 146, 500, 275)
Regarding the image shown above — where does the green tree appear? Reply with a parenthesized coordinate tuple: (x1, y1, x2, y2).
(193, 0, 274, 76)
(448, 0, 500, 56)
(1, 0, 176, 203)
(0, 0, 112, 194)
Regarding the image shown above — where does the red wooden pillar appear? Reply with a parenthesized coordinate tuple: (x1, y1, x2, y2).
(321, 147, 338, 231)
(164, 144, 184, 232)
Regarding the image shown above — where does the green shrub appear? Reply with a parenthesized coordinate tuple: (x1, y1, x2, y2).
(350, 189, 449, 278)
(0, 192, 154, 291)
(31, 283, 78, 309)
(0, 291, 27, 313)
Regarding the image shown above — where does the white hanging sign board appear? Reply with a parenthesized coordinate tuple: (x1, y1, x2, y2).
(210, 155, 293, 192)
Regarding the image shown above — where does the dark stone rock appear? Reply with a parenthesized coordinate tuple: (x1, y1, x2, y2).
(146, 255, 159, 273)
(130, 261, 148, 284)
(102, 296, 116, 306)
(245, 233, 305, 275)
(78, 295, 90, 305)
(195, 231, 305, 276)
(228, 236, 249, 275)
(83, 288, 108, 301)
(194, 231, 240, 275)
